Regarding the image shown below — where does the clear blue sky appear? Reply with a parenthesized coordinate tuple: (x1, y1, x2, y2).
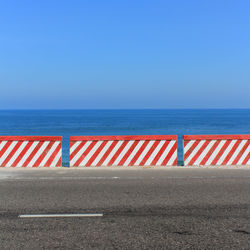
(1, 0, 250, 109)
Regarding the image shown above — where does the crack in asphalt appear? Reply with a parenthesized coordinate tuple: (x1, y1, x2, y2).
(233, 229, 250, 235)
(173, 231, 193, 235)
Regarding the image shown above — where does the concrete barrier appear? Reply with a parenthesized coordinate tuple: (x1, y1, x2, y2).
(0, 136, 62, 167)
(70, 135, 177, 167)
(183, 135, 250, 166)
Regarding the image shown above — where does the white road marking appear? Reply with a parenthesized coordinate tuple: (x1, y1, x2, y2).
(19, 213, 103, 218)
(2, 175, 250, 182)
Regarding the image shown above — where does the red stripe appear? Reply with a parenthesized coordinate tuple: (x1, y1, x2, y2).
(69, 141, 76, 155)
(12, 142, 33, 167)
(107, 141, 129, 166)
(70, 141, 87, 160)
(23, 142, 43, 167)
(200, 140, 220, 165)
(151, 141, 170, 166)
(96, 141, 118, 166)
(242, 151, 250, 165)
(71, 135, 177, 142)
(161, 141, 177, 166)
(85, 141, 107, 166)
(129, 141, 149, 166)
(184, 140, 189, 147)
(188, 140, 210, 166)
(45, 143, 61, 167)
(2, 141, 22, 166)
(184, 140, 199, 160)
(0, 141, 12, 159)
(183, 135, 250, 140)
(232, 141, 249, 165)
(0, 136, 62, 141)
(74, 141, 97, 167)
(173, 157, 177, 166)
(222, 140, 241, 165)
(55, 156, 61, 167)
(33, 141, 54, 167)
(140, 141, 160, 166)
(211, 140, 231, 165)
(118, 141, 139, 166)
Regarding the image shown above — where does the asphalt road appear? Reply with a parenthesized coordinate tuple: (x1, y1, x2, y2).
(0, 167, 250, 249)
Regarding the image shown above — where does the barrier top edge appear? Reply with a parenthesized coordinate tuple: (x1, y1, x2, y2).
(183, 134, 250, 140)
(0, 136, 62, 141)
(71, 135, 177, 141)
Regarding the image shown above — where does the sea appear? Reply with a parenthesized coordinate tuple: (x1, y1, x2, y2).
(0, 109, 250, 166)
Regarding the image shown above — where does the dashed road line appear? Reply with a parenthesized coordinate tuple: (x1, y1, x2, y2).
(19, 213, 103, 218)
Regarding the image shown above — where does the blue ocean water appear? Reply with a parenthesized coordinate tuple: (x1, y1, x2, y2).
(0, 109, 249, 166)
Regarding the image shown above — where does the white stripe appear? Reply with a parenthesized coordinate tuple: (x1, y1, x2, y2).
(185, 140, 206, 165)
(205, 140, 226, 165)
(102, 141, 124, 166)
(216, 140, 237, 165)
(194, 140, 216, 166)
(27, 141, 50, 167)
(156, 140, 175, 166)
(70, 141, 92, 166)
(238, 144, 250, 165)
(134, 140, 155, 166)
(0, 141, 18, 165)
(51, 149, 62, 166)
(91, 141, 113, 166)
(80, 141, 103, 166)
(184, 140, 195, 154)
(124, 141, 145, 166)
(16, 141, 39, 167)
(166, 149, 177, 165)
(40, 141, 60, 166)
(0, 141, 7, 151)
(112, 140, 135, 166)
(144, 140, 165, 166)
(70, 141, 81, 155)
(19, 213, 103, 218)
(227, 140, 247, 165)
(5, 141, 29, 167)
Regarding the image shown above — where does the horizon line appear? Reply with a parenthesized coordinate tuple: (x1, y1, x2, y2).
(0, 108, 250, 111)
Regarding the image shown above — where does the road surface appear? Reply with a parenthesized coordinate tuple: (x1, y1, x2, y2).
(0, 167, 250, 249)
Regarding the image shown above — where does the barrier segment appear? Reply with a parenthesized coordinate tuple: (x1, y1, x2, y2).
(70, 135, 177, 167)
(0, 136, 62, 167)
(183, 135, 250, 166)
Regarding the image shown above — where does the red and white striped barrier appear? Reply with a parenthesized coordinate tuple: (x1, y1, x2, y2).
(70, 135, 177, 167)
(183, 135, 250, 166)
(0, 136, 62, 167)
